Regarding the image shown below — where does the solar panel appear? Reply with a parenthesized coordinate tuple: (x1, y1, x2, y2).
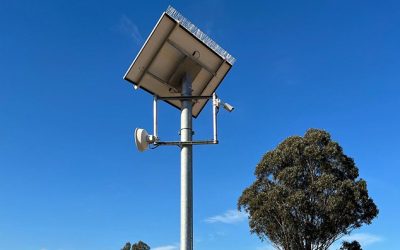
(124, 6, 235, 117)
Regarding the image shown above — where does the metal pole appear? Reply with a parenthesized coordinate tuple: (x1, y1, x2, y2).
(180, 74, 193, 250)
(153, 95, 158, 138)
(212, 93, 218, 142)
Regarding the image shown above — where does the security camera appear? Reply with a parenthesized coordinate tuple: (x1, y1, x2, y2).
(215, 98, 235, 113)
(222, 102, 235, 112)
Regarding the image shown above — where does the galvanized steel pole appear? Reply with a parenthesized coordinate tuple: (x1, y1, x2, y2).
(153, 95, 158, 138)
(180, 75, 193, 250)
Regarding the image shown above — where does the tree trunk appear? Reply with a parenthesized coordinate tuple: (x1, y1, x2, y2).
(305, 240, 311, 250)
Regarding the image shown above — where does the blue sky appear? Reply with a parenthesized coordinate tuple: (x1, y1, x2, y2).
(1, 0, 399, 249)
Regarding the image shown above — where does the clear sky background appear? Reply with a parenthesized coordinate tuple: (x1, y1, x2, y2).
(1, 1, 399, 250)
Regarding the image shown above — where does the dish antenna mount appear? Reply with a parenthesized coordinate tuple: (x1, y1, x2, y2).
(133, 93, 234, 151)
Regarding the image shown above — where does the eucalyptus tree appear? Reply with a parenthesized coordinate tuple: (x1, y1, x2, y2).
(238, 129, 378, 250)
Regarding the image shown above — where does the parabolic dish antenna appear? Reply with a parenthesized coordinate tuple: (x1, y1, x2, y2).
(134, 128, 150, 152)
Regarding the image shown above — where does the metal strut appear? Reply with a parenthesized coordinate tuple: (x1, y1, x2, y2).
(152, 94, 219, 145)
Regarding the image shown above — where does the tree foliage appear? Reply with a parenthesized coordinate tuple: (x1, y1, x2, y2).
(121, 242, 131, 250)
(340, 240, 362, 250)
(238, 129, 378, 250)
(121, 241, 150, 250)
(132, 241, 150, 250)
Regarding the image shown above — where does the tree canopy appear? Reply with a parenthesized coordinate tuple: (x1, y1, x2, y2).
(340, 240, 362, 250)
(121, 241, 150, 250)
(132, 241, 150, 250)
(121, 242, 131, 250)
(238, 129, 378, 250)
